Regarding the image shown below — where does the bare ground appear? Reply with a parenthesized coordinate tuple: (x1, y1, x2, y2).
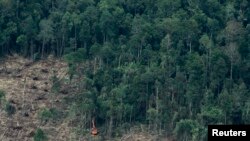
(0, 55, 71, 141)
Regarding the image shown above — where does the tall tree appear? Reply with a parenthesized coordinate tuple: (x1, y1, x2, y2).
(38, 19, 53, 57)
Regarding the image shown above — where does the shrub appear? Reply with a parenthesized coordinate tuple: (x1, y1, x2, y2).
(0, 90, 5, 100)
(38, 108, 61, 122)
(5, 102, 16, 116)
(34, 128, 47, 141)
(0, 90, 6, 108)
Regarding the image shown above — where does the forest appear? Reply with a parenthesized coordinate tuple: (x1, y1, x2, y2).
(0, 0, 250, 140)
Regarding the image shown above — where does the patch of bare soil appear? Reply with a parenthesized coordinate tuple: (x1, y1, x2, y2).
(120, 127, 173, 141)
(0, 55, 71, 141)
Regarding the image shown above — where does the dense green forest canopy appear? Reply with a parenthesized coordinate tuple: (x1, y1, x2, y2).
(0, 0, 250, 140)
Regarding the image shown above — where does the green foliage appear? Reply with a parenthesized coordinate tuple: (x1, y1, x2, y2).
(5, 102, 16, 116)
(0, 90, 5, 100)
(38, 108, 61, 122)
(63, 48, 87, 64)
(0, 90, 6, 107)
(0, 0, 249, 140)
(33, 128, 47, 141)
(174, 119, 206, 141)
(51, 75, 61, 93)
(200, 106, 224, 124)
(146, 107, 157, 123)
(33, 52, 41, 61)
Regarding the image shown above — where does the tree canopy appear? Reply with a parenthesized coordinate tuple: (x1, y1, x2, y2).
(0, 0, 249, 140)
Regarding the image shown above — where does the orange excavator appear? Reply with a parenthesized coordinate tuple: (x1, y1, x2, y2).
(91, 119, 98, 135)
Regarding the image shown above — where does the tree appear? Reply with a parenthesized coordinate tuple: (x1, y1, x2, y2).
(79, 20, 91, 48)
(38, 19, 53, 58)
(186, 53, 205, 116)
(225, 42, 240, 92)
(22, 15, 38, 58)
(199, 34, 213, 88)
(129, 15, 151, 61)
(99, 10, 115, 43)
(210, 51, 227, 95)
(200, 106, 223, 125)
(218, 89, 234, 124)
(223, 21, 243, 88)
(156, 0, 181, 17)
(71, 12, 81, 50)
(174, 119, 205, 141)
